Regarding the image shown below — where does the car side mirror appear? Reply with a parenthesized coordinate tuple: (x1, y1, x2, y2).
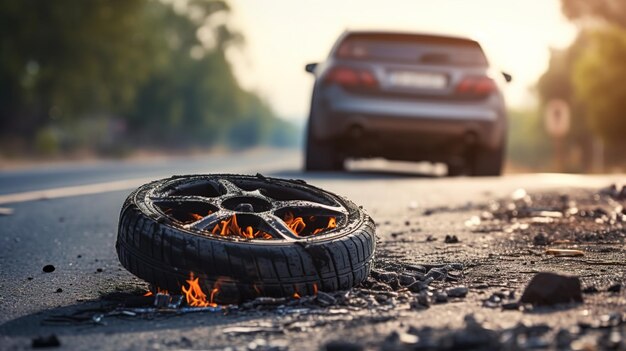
(305, 63, 318, 73)
(502, 72, 512, 83)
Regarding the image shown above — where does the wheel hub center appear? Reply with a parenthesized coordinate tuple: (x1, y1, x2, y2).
(222, 196, 272, 213)
(234, 203, 254, 212)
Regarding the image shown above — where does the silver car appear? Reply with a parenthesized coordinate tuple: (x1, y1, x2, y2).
(304, 30, 510, 176)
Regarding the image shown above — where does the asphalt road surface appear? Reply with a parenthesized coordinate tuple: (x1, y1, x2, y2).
(0, 149, 624, 350)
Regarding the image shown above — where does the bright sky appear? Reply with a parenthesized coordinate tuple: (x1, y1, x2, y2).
(227, 0, 577, 121)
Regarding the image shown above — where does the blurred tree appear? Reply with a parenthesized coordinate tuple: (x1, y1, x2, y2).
(0, 0, 159, 138)
(572, 26, 626, 143)
(534, 0, 626, 169)
(128, 2, 241, 145)
(562, 0, 626, 166)
(0, 0, 297, 155)
(561, 0, 626, 27)
(506, 108, 551, 170)
(536, 32, 593, 171)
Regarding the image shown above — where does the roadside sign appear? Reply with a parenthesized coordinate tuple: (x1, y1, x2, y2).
(544, 99, 570, 138)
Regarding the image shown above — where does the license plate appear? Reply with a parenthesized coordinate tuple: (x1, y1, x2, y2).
(388, 71, 447, 89)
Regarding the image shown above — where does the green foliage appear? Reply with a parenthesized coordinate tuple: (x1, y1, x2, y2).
(536, 32, 591, 141)
(572, 27, 626, 143)
(34, 127, 60, 156)
(0, 0, 157, 133)
(533, 0, 626, 169)
(507, 109, 551, 169)
(0, 0, 296, 156)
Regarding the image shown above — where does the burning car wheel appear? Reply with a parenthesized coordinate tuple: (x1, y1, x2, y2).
(116, 174, 375, 304)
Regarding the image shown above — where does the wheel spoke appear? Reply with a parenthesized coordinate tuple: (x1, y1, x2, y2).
(184, 210, 231, 231)
(262, 214, 299, 240)
(151, 176, 352, 242)
(218, 179, 243, 196)
(275, 200, 347, 216)
(150, 195, 220, 207)
(244, 188, 270, 200)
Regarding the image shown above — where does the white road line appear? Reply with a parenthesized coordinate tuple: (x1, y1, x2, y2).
(0, 177, 159, 205)
(0, 207, 14, 215)
(0, 154, 302, 205)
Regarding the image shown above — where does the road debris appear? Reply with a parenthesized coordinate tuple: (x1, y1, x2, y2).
(533, 232, 548, 245)
(446, 286, 468, 298)
(32, 334, 61, 348)
(608, 283, 622, 293)
(222, 326, 283, 334)
(324, 340, 363, 351)
(433, 290, 448, 303)
(545, 248, 585, 257)
(600, 183, 626, 200)
(42, 265, 55, 273)
(520, 272, 583, 306)
(582, 285, 599, 294)
(444, 234, 459, 243)
(409, 292, 430, 310)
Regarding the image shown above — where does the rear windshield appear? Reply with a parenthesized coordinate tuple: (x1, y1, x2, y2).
(334, 33, 488, 67)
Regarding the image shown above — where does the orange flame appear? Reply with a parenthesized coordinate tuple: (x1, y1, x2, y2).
(292, 284, 302, 299)
(188, 210, 213, 223)
(284, 212, 306, 235)
(210, 288, 219, 304)
(181, 274, 217, 307)
(284, 212, 336, 236)
(312, 217, 337, 235)
(149, 277, 320, 305)
(184, 211, 336, 239)
(143, 287, 169, 296)
(210, 214, 273, 240)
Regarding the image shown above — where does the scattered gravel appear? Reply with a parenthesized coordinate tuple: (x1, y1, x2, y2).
(444, 234, 459, 243)
(446, 286, 468, 298)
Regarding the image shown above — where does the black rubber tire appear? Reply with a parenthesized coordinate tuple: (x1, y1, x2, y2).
(446, 162, 466, 177)
(116, 175, 375, 304)
(471, 144, 505, 176)
(304, 127, 343, 171)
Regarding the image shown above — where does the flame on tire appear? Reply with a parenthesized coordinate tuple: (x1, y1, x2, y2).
(284, 212, 337, 236)
(284, 212, 306, 234)
(185, 212, 337, 239)
(143, 287, 169, 296)
(210, 214, 273, 240)
(147, 274, 320, 306)
(181, 273, 219, 307)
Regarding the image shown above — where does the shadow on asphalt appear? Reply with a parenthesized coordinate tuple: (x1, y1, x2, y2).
(0, 292, 256, 337)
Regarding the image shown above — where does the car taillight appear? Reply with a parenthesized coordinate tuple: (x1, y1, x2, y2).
(456, 76, 496, 96)
(324, 66, 378, 89)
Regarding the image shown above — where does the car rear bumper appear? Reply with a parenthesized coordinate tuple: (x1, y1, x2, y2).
(310, 88, 506, 157)
(328, 89, 500, 122)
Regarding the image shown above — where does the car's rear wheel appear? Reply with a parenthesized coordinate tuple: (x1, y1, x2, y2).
(305, 128, 344, 171)
(446, 163, 466, 177)
(471, 144, 505, 176)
